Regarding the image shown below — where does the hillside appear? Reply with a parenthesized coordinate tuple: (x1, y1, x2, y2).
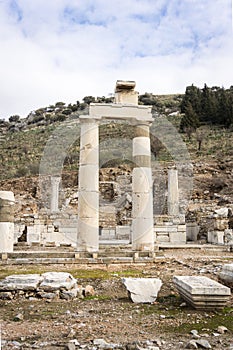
(0, 93, 233, 239)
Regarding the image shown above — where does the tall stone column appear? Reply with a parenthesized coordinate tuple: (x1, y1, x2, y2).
(50, 176, 61, 213)
(77, 119, 99, 252)
(132, 123, 154, 251)
(168, 169, 179, 216)
(0, 191, 15, 253)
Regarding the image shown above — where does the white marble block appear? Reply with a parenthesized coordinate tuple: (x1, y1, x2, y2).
(122, 277, 162, 303)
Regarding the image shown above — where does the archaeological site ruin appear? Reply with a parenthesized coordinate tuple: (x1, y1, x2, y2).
(0, 80, 232, 261)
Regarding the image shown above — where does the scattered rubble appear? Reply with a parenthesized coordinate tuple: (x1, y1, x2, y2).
(0, 272, 91, 300)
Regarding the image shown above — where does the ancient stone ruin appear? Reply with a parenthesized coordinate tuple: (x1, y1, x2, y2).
(1, 80, 232, 258)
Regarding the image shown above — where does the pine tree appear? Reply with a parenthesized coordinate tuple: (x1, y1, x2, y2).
(180, 101, 200, 137)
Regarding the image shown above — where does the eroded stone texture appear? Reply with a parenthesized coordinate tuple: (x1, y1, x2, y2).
(0, 191, 15, 253)
(168, 169, 179, 216)
(0, 272, 86, 300)
(219, 263, 233, 288)
(77, 119, 99, 252)
(40, 272, 77, 291)
(0, 274, 42, 291)
(122, 277, 162, 303)
(173, 275, 231, 309)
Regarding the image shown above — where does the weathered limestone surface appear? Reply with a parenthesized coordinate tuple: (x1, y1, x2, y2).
(77, 119, 99, 252)
(173, 276, 231, 309)
(0, 272, 86, 300)
(154, 215, 186, 244)
(186, 222, 200, 241)
(122, 277, 162, 303)
(132, 123, 154, 251)
(219, 264, 233, 288)
(208, 231, 224, 244)
(89, 104, 153, 122)
(40, 272, 77, 291)
(50, 176, 61, 213)
(0, 191, 15, 253)
(167, 169, 179, 216)
(114, 80, 138, 104)
(0, 274, 42, 291)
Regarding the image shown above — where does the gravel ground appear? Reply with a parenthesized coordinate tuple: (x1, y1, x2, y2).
(0, 248, 233, 349)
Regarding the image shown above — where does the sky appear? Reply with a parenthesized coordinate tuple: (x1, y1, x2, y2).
(0, 0, 233, 119)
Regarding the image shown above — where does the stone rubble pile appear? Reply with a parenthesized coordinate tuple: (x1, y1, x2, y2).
(207, 208, 233, 245)
(0, 272, 93, 300)
(173, 276, 231, 310)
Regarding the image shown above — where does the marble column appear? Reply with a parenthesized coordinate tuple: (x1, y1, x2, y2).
(77, 119, 99, 252)
(50, 176, 61, 213)
(132, 123, 154, 251)
(168, 169, 179, 216)
(0, 191, 15, 253)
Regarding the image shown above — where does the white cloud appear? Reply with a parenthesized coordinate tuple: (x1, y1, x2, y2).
(0, 0, 232, 119)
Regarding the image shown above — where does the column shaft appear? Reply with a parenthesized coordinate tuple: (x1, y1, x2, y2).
(50, 176, 61, 213)
(77, 120, 99, 252)
(168, 169, 179, 216)
(0, 191, 15, 253)
(132, 124, 154, 251)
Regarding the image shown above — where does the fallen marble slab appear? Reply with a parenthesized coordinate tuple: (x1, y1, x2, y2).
(39, 272, 77, 291)
(0, 274, 42, 291)
(122, 277, 162, 303)
(173, 276, 231, 310)
(219, 263, 233, 289)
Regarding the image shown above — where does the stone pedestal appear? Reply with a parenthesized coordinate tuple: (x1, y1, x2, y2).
(132, 124, 154, 251)
(50, 176, 61, 213)
(77, 119, 99, 252)
(168, 169, 179, 216)
(0, 191, 15, 253)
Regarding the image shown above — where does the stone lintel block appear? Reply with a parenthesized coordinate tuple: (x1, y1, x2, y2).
(89, 103, 153, 122)
(173, 276, 231, 296)
(177, 225, 186, 232)
(156, 235, 170, 242)
(155, 226, 177, 233)
(132, 167, 152, 193)
(207, 231, 224, 244)
(170, 231, 186, 243)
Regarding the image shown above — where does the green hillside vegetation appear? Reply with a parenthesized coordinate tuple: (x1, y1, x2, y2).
(0, 87, 232, 182)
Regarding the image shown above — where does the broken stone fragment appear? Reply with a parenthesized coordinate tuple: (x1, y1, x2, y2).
(84, 284, 95, 297)
(122, 277, 162, 303)
(0, 291, 13, 300)
(39, 272, 77, 291)
(216, 325, 228, 334)
(0, 274, 42, 291)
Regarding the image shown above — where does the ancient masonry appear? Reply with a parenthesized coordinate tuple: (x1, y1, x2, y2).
(1, 81, 188, 253)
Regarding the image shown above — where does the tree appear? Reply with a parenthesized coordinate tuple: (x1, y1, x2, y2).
(180, 102, 200, 138)
(9, 115, 20, 123)
(83, 96, 96, 104)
